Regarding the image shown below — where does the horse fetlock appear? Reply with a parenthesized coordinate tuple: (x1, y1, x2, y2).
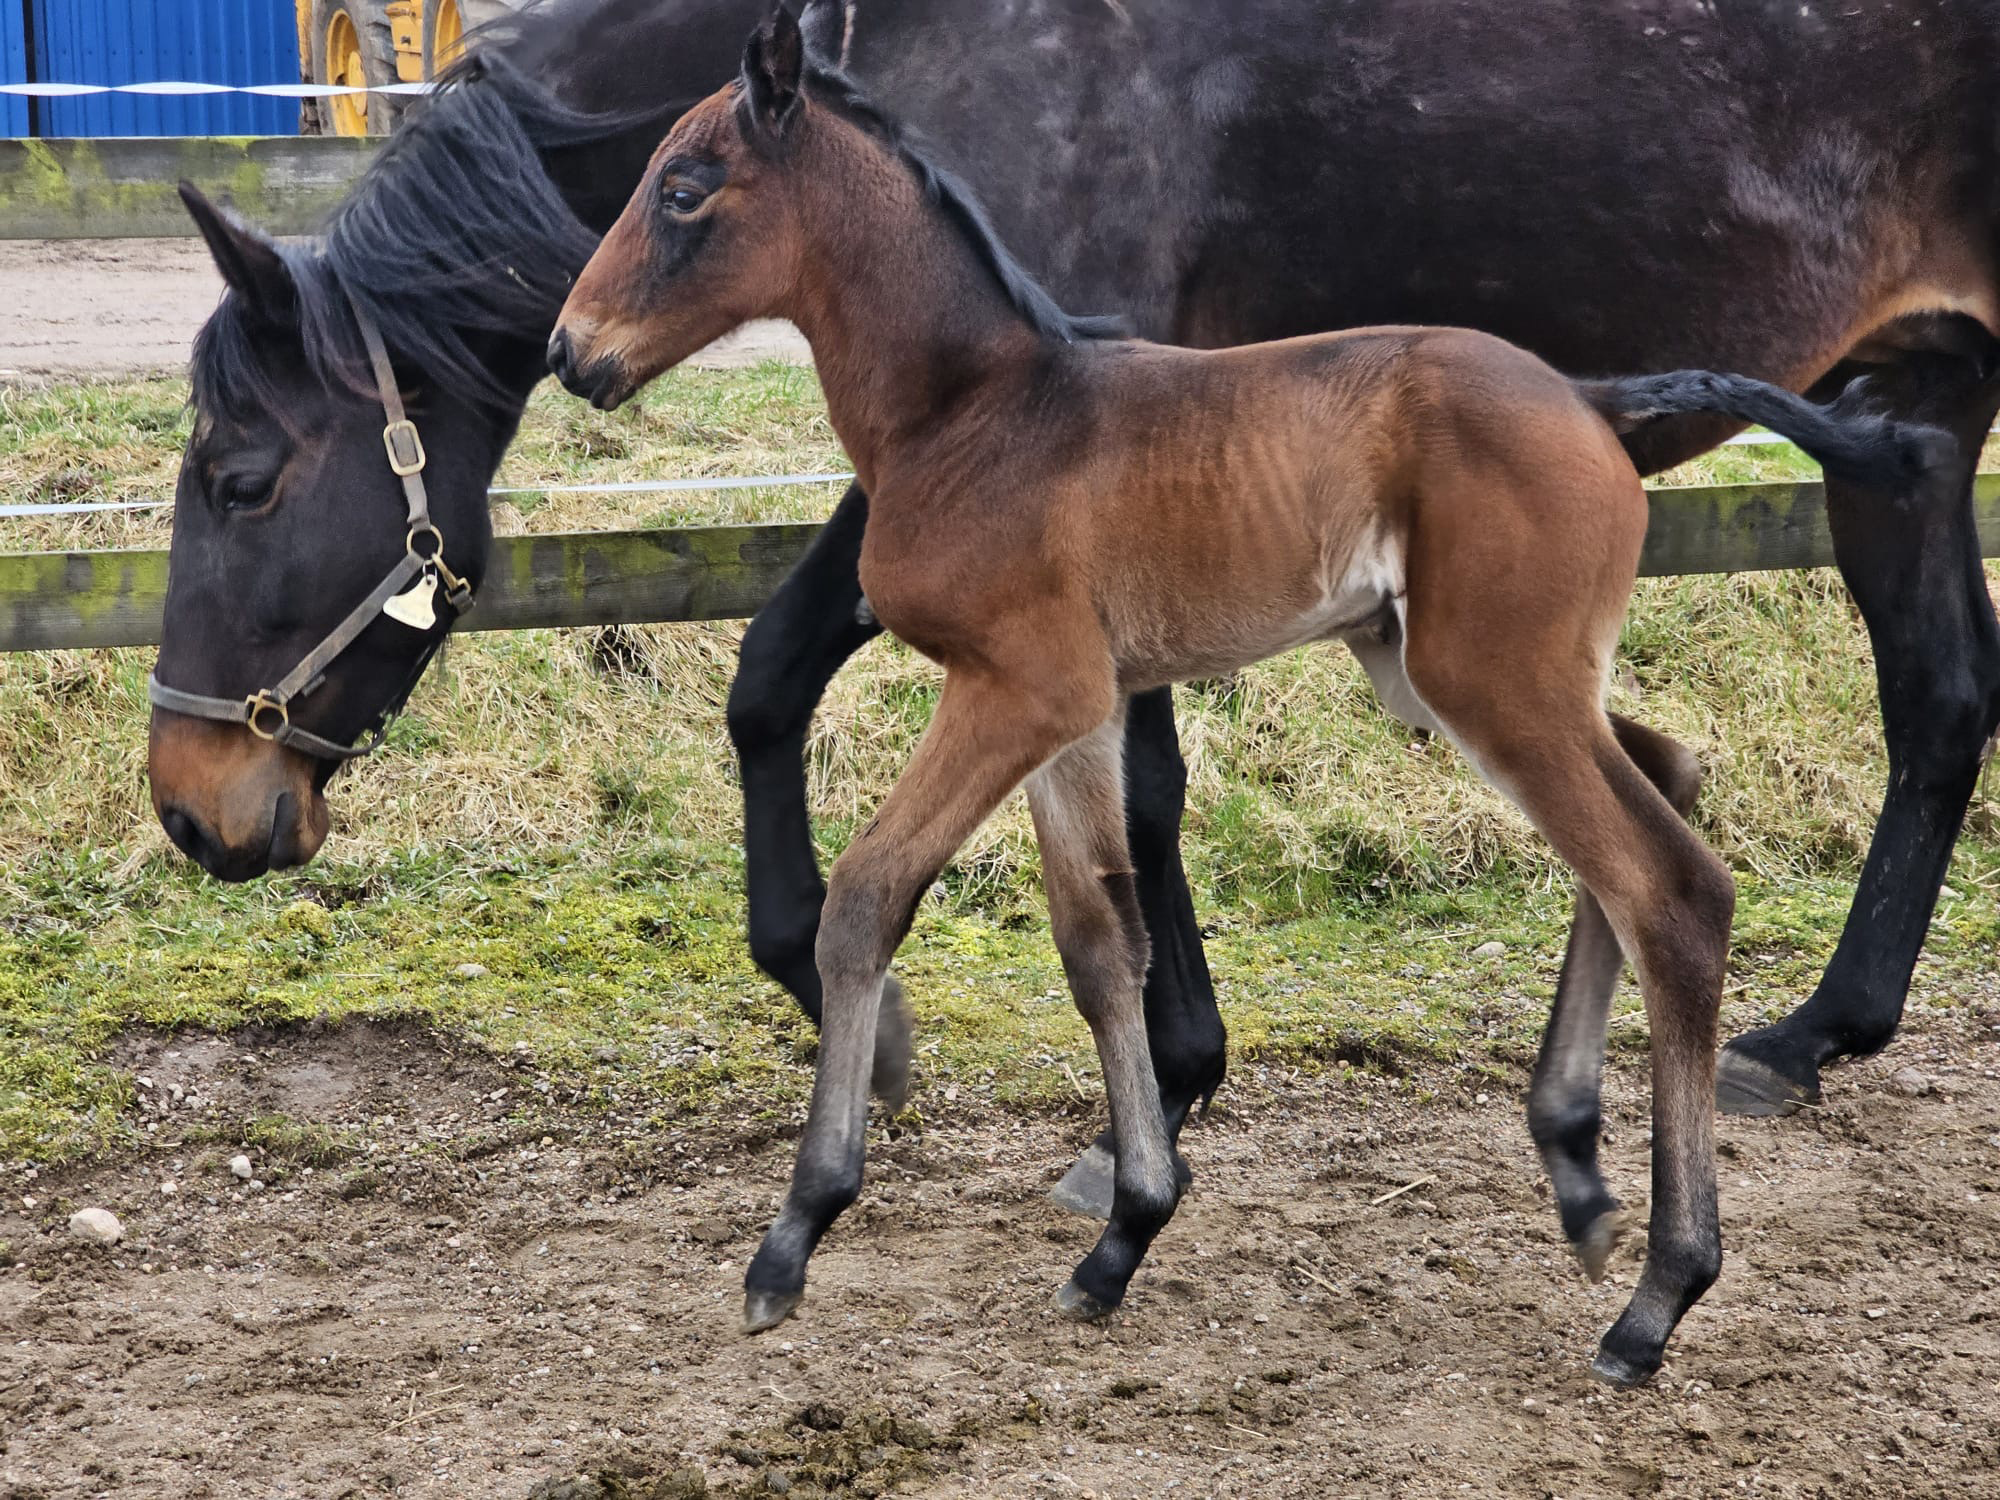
(1526, 1091, 1603, 1161)
(744, 899, 821, 994)
(1112, 1174, 1183, 1243)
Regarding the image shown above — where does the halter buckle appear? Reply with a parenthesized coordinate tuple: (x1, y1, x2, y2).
(245, 691, 290, 741)
(383, 419, 427, 476)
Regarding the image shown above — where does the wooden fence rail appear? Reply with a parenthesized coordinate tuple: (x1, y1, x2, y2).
(8, 476, 2000, 653)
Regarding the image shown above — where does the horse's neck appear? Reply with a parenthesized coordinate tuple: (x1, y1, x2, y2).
(785, 192, 1046, 482)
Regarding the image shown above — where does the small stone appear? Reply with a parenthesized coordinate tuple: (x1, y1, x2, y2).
(158, 1179, 179, 1197)
(1888, 1067, 1930, 1098)
(1471, 941, 1506, 960)
(69, 1208, 123, 1247)
(688, 1217, 733, 1246)
(229, 1155, 254, 1181)
(454, 962, 491, 980)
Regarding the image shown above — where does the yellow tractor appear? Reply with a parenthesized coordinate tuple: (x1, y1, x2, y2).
(298, 0, 522, 135)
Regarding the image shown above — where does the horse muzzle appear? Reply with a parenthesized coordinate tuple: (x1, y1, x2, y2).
(148, 709, 330, 881)
(546, 323, 636, 411)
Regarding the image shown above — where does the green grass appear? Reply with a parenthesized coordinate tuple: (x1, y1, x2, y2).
(4, 369, 2000, 1161)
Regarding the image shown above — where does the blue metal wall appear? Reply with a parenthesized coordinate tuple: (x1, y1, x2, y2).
(1, 0, 29, 137)
(31, 1, 298, 136)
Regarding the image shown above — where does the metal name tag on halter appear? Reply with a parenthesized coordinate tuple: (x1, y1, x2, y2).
(146, 296, 476, 761)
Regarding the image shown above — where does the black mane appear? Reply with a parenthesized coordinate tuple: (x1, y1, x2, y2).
(798, 63, 1127, 346)
(192, 49, 652, 418)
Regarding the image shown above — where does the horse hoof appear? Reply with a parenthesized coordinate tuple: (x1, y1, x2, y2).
(1589, 1343, 1660, 1388)
(871, 976, 914, 1111)
(742, 1287, 803, 1335)
(1049, 1140, 1116, 1221)
(1573, 1208, 1630, 1284)
(1055, 1278, 1119, 1322)
(1715, 1047, 1817, 1118)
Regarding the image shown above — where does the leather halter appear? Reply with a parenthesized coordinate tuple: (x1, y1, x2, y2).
(146, 298, 475, 761)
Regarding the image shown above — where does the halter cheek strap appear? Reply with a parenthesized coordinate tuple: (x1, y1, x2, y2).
(147, 297, 476, 761)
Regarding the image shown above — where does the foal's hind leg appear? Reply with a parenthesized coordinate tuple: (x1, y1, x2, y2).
(1529, 714, 1703, 1284)
(1421, 681, 1731, 1383)
(1027, 710, 1183, 1316)
(1051, 687, 1225, 1220)
(743, 666, 1107, 1333)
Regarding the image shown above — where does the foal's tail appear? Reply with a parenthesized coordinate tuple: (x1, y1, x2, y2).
(1574, 370, 1954, 492)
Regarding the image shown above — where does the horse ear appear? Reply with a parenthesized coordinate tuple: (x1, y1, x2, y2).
(740, 4, 805, 136)
(178, 181, 296, 325)
(798, 0, 843, 63)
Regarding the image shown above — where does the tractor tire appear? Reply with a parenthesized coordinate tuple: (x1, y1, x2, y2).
(423, 0, 520, 78)
(310, 0, 403, 137)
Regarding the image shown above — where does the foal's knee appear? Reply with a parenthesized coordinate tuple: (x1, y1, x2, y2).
(818, 858, 926, 990)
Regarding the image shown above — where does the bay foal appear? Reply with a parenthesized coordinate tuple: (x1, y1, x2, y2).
(548, 9, 1946, 1384)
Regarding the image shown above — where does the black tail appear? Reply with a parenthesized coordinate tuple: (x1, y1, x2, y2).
(1575, 370, 1954, 492)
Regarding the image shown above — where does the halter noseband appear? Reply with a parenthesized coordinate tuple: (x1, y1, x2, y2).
(147, 298, 475, 762)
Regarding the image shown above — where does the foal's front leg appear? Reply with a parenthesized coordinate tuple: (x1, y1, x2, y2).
(1028, 709, 1184, 1316)
(743, 668, 1095, 1332)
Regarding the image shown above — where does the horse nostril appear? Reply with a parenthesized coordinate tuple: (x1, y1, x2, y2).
(160, 806, 207, 862)
(547, 327, 574, 385)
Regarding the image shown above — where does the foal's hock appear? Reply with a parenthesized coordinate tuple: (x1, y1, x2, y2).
(548, 6, 1950, 1385)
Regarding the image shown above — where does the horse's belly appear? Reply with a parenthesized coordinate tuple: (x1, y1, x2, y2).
(1112, 525, 1403, 690)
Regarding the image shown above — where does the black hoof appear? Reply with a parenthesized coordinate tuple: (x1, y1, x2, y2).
(1049, 1140, 1116, 1221)
(1055, 1278, 1119, 1321)
(1590, 1342, 1661, 1388)
(871, 976, 914, 1111)
(742, 1286, 803, 1334)
(1715, 1040, 1820, 1118)
(1572, 1207, 1630, 1285)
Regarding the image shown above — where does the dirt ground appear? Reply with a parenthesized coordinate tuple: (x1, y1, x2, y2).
(0, 240, 808, 378)
(2, 1004, 1995, 1500)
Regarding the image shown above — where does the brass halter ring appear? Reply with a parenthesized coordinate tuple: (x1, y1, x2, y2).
(407, 521, 446, 561)
(244, 690, 290, 741)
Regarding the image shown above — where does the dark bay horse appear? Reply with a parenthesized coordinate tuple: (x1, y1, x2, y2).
(547, 8, 1946, 1382)
(148, 0, 2000, 1210)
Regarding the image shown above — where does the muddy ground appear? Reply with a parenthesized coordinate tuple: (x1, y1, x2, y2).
(0, 240, 808, 378)
(1, 1006, 1995, 1500)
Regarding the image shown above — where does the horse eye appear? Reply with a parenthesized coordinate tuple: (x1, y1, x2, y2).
(665, 186, 707, 214)
(218, 477, 272, 513)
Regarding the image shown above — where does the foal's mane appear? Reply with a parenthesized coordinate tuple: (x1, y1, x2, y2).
(192, 49, 655, 419)
(796, 63, 1126, 346)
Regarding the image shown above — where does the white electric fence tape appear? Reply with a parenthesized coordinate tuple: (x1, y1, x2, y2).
(0, 472, 856, 519)
(0, 81, 437, 97)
